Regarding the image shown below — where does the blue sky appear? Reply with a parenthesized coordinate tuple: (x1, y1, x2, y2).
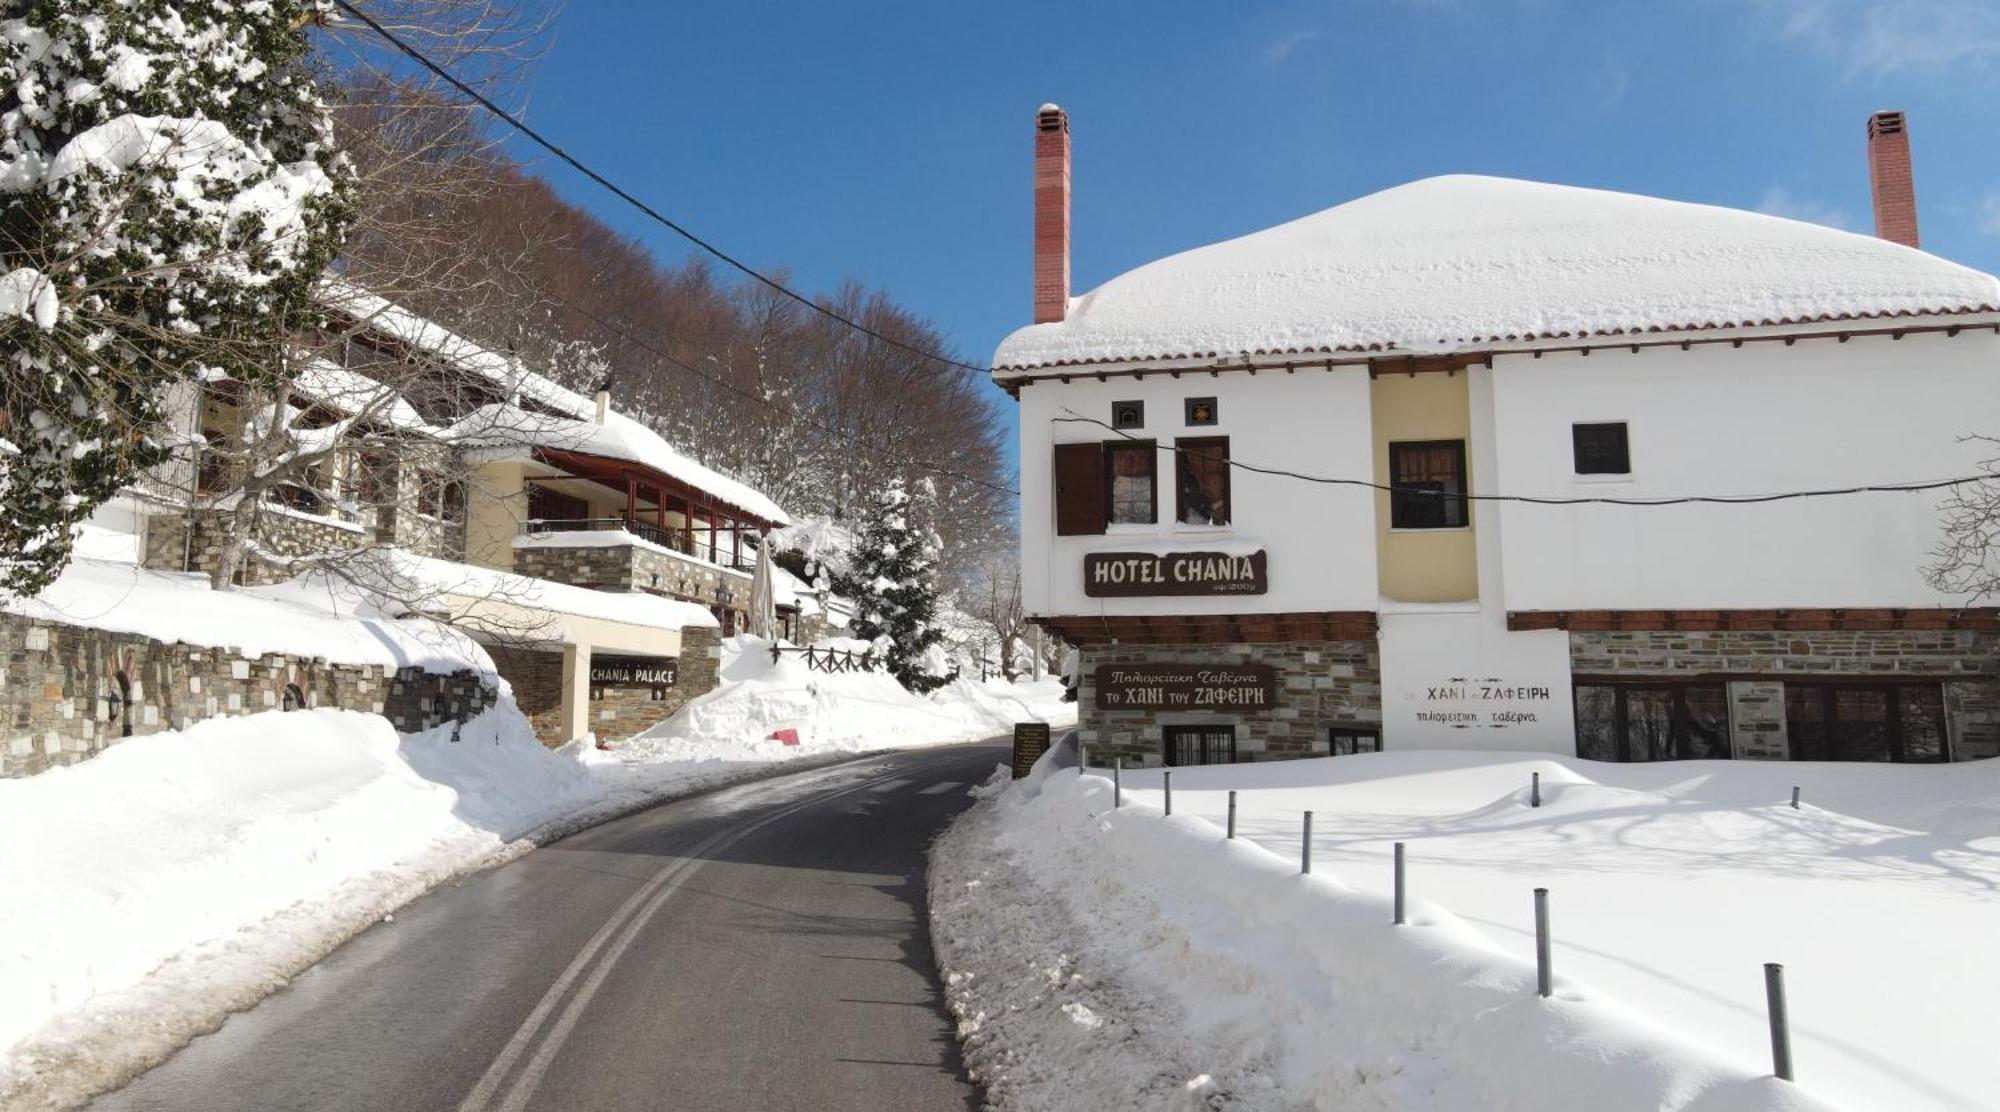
(514, 1, 2000, 479)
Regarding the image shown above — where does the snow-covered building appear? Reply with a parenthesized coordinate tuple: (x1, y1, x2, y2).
(113, 284, 790, 747)
(1003, 106, 2000, 767)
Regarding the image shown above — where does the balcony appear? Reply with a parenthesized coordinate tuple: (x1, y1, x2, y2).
(513, 517, 754, 607)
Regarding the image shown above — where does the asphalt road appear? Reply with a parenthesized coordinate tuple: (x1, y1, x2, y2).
(94, 742, 1006, 1112)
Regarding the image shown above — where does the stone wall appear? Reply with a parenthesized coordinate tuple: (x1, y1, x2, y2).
(2, 614, 496, 778)
(513, 539, 749, 617)
(487, 626, 723, 748)
(1078, 639, 1380, 768)
(1571, 629, 2000, 761)
(142, 508, 370, 586)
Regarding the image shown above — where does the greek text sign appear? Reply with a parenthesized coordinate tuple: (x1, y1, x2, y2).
(1083, 550, 1268, 597)
(1095, 664, 1277, 711)
(1414, 676, 1553, 729)
(589, 656, 679, 688)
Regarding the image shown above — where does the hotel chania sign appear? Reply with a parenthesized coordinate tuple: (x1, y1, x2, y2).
(1084, 550, 1268, 597)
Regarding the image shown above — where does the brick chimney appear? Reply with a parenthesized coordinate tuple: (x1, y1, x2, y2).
(1866, 110, 1919, 249)
(1033, 103, 1071, 324)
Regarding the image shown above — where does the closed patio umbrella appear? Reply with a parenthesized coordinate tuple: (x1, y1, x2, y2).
(748, 536, 778, 640)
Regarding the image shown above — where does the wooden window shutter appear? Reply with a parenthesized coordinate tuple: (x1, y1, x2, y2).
(1053, 442, 1106, 536)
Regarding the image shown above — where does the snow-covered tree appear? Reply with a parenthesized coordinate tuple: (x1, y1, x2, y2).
(0, 0, 356, 595)
(837, 477, 956, 694)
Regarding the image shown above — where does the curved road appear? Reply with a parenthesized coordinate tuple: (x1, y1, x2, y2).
(94, 742, 1006, 1112)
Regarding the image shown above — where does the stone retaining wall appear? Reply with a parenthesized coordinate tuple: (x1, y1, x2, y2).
(513, 539, 749, 616)
(486, 626, 723, 748)
(2, 614, 496, 778)
(1078, 639, 1380, 767)
(1571, 629, 2000, 760)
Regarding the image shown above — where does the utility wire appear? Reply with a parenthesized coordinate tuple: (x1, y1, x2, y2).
(1055, 410, 1988, 507)
(329, 0, 994, 378)
(544, 290, 1020, 498)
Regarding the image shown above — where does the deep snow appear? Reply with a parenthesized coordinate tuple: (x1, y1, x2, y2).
(928, 751, 1987, 1111)
(0, 638, 1071, 1110)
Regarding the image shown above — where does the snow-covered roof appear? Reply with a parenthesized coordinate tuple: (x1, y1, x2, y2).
(321, 280, 788, 525)
(447, 404, 790, 526)
(993, 175, 2000, 371)
(295, 358, 435, 433)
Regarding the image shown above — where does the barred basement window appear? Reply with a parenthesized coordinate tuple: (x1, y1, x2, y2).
(1572, 422, 1631, 475)
(1389, 440, 1468, 529)
(1327, 727, 1380, 756)
(1163, 724, 1236, 766)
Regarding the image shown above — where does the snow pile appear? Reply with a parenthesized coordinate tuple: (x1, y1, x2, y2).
(934, 758, 1861, 1112)
(620, 635, 1074, 760)
(5, 556, 495, 677)
(993, 175, 2000, 370)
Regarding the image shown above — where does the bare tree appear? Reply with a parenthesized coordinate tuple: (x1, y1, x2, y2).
(1927, 437, 2000, 599)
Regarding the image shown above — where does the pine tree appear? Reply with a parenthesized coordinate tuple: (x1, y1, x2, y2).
(0, 0, 357, 595)
(838, 478, 956, 694)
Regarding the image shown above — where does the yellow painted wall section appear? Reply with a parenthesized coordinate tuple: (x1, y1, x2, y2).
(1372, 372, 1478, 602)
(464, 461, 528, 571)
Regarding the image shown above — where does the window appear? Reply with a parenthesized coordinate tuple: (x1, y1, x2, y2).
(1185, 397, 1218, 426)
(1573, 682, 1731, 761)
(1164, 724, 1236, 766)
(1389, 440, 1468, 529)
(1328, 727, 1380, 756)
(527, 483, 590, 525)
(1784, 683, 1948, 763)
(1175, 437, 1230, 526)
(1573, 422, 1630, 475)
(1111, 400, 1145, 430)
(1105, 442, 1157, 525)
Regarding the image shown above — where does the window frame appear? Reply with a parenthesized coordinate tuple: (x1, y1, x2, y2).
(1174, 436, 1231, 527)
(1388, 439, 1469, 530)
(1327, 727, 1381, 756)
(1572, 422, 1632, 476)
(1163, 723, 1237, 767)
(1102, 440, 1158, 526)
(1571, 680, 1733, 762)
(1782, 681, 1950, 763)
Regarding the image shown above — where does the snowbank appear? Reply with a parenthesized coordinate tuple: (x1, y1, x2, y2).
(0, 636, 1071, 1108)
(933, 759, 1852, 1112)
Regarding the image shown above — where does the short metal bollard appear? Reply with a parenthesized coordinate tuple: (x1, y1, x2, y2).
(1302, 811, 1314, 874)
(1078, 742, 1089, 770)
(1227, 790, 1238, 839)
(1531, 771, 1542, 808)
(1393, 842, 1407, 925)
(1765, 963, 1794, 1082)
(1163, 770, 1173, 816)
(1790, 785, 1801, 811)
(1113, 759, 1122, 809)
(1534, 888, 1553, 998)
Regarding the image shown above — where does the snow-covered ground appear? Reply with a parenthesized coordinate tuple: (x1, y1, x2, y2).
(0, 634, 1071, 1109)
(934, 750, 1998, 1111)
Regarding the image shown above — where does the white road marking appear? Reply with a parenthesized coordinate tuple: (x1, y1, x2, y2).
(459, 764, 911, 1112)
(919, 781, 964, 795)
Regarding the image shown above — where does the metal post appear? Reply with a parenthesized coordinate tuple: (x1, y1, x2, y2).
(1790, 786, 1801, 810)
(1534, 888, 1553, 998)
(1113, 759, 1122, 809)
(1078, 742, 1089, 770)
(1226, 790, 1237, 839)
(1393, 842, 1406, 925)
(1163, 770, 1173, 816)
(1765, 963, 1794, 1081)
(1302, 811, 1314, 874)
(1531, 771, 1542, 808)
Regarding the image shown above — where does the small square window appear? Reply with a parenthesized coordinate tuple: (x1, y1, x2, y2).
(1111, 401, 1145, 430)
(1185, 397, 1218, 426)
(1573, 422, 1630, 475)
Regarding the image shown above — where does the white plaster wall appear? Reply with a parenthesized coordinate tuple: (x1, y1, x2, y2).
(1017, 369, 1378, 616)
(1491, 330, 2000, 610)
(1377, 610, 1577, 752)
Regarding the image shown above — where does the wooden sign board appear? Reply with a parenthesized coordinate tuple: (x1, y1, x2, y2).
(1084, 550, 1267, 597)
(1094, 663, 1278, 711)
(1012, 722, 1052, 778)
(589, 656, 679, 688)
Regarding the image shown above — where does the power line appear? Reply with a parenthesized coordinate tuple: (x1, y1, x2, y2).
(544, 290, 1019, 498)
(330, 0, 994, 378)
(1055, 410, 1988, 507)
